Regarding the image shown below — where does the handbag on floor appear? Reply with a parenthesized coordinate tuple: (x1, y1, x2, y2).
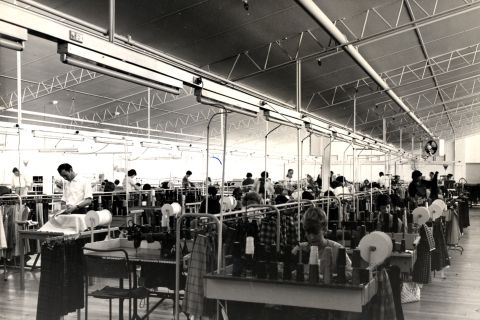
(401, 282, 421, 303)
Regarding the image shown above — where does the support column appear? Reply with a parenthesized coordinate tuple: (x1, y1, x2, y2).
(147, 87, 151, 139)
(109, 0, 115, 42)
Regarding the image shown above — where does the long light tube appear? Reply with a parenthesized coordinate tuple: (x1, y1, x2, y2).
(94, 136, 133, 146)
(38, 148, 78, 153)
(140, 141, 172, 150)
(264, 110, 303, 128)
(60, 55, 181, 95)
(32, 130, 84, 141)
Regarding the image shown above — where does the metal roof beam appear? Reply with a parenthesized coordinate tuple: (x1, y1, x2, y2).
(0, 68, 102, 110)
(307, 41, 480, 114)
(296, 0, 434, 138)
(202, 0, 480, 82)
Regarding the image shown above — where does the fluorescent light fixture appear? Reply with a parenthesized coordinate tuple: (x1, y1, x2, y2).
(0, 21, 27, 51)
(58, 43, 182, 94)
(32, 130, 84, 141)
(39, 148, 78, 153)
(140, 141, 172, 150)
(195, 88, 259, 116)
(0, 129, 19, 136)
(264, 110, 303, 128)
(201, 79, 262, 108)
(177, 145, 203, 152)
(305, 123, 331, 136)
(94, 136, 133, 146)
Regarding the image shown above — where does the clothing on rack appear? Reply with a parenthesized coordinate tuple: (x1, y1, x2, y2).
(446, 208, 461, 246)
(372, 268, 397, 320)
(386, 265, 404, 320)
(431, 218, 450, 271)
(183, 233, 216, 318)
(36, 239, 85, 320)
(0, 209, 7, 249)
(413, 224, 434, 284)
(457, 198, 470, 232)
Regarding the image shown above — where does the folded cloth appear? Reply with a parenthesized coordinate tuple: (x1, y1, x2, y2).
(38, 214, 88, 234)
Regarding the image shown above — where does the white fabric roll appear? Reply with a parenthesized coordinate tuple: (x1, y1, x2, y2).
(429, 203, 443, 220)
(161, 202, 182, 216)
(85, 209, 112, 228)
(432, 199, 447, 212)
(358, 231, 392, 267)
(412, 207, 430, 225)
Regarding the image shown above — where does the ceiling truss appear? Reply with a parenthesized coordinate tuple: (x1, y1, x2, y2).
(202, 0, 480, 82)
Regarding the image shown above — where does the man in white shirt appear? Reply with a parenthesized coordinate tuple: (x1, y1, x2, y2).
(11, 167, 30, 196)
(57, 163, 93, 214)
(378, 172, 390, 189)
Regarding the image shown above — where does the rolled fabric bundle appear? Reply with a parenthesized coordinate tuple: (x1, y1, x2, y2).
(429, 203, 443, 220)
(412, 207, 430, 225)
(323, 247, 333, 284)
(161, 202, 181, 217)
(85, 209, 112, 228)
(357, 231, 392, 267)
(432, 199, 447, 212)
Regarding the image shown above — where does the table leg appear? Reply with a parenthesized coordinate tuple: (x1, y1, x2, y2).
(119, 279, 124, 320)
(20, 234, 25, 290)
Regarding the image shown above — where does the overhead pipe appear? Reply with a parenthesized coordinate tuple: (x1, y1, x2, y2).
(296, 0, 435, 139)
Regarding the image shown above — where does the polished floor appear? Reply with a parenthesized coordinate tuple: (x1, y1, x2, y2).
(1, 209, 479, 319)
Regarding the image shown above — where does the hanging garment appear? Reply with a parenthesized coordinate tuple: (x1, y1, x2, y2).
(62, 240, 85, 314)
(36, 242, 65, 320)
(413, 224, 434, 284)
(372, 268, 397, 320)
(281, 214, 299, 247)
(431, 219, 450, 271)
(259, 216, 277, 246)
(446, 209, 461, 246)
(0, 209, 7, 249)
(36, 240, 85, 320)
(457, 199, 470, 232)
(183, 234, 216, 318)
(386, 266, 404, 320)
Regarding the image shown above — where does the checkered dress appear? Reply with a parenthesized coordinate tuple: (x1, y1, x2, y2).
(413, 224, 435, 284)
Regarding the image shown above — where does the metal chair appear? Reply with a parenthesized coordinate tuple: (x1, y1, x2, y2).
(83, 247, 150, 320)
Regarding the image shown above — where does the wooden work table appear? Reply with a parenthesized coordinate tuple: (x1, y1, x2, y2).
(204, 274, 377, 313)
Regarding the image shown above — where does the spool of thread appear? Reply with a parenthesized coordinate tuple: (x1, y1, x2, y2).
(245, 237, 255, 255)
(268, 261, 278, 280)
(351, 234, 357, 249)
(267, 245, 278, 280)
(141, 201, 147, 207)
(331, 224, 338, 241)
(323, 247, 333, 284)
(391, 238, 396, 252)
(161, 214, 169, 230)
(85, 210, 112, 228)
(256, 243, 266, 262)
(296, 263, 305, 282)
(360, 225, 367, 239)
(400, 239, 406, 252)
(255, 261, 267, 279)
(336, 247, 347, 284)
(352, 249, 361, 268)
(309, 264, 319, 283)
(309, 246, 319, 265)
(392, 213, 399, 233)
(283, 246, 293, 281)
